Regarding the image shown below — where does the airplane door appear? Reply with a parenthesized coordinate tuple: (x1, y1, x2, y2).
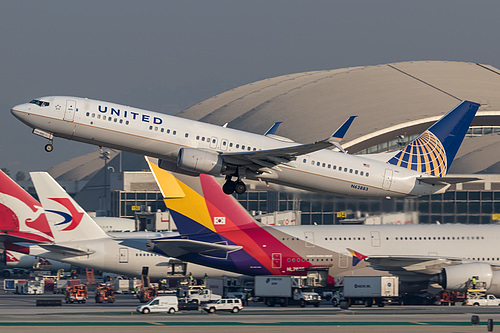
(210, 137, 218, 149)
(221, 139, 228, 151)
(382, 169, 393, 190)
(272, 253, 282, 269)
(304, 231, 315, 247)
(370, 231, 381, 247)
(64, 100, 76, 122)
(338, 253, 348, 268)
(119, 248, 129, 263)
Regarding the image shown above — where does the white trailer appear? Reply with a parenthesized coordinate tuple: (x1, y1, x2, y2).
(333, 276, 399, 309)
(254, 276, 321, 307)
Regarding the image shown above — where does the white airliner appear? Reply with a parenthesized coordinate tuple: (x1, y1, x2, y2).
(147, 162, 500, 294)
(0, 170, 238, 280)
(11, 97, 479, 196)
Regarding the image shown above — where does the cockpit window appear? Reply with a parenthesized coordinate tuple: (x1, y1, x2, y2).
(29, 99, 50, 107)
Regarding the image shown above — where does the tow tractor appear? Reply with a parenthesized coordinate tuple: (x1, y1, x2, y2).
(95, 284, 116, 303)
(65, 284, 88, 303)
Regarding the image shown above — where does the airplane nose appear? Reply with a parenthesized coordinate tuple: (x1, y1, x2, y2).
(11, 103, 26, 118)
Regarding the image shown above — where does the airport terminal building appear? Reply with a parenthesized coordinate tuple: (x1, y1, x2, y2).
(36, 61, 500, 226)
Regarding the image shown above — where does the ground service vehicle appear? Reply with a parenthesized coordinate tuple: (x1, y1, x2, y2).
(187, 288, 222, 304)
(465, 294, 500, 306)
(203, 298, 243, 313)
(136, 296, 178, 314)
(65, 284, 88, 303)
(95, 285, 116, 303)
(254, 276, 321, 307)
(333, 276, 399, 309)
(436, 290, 465, 306)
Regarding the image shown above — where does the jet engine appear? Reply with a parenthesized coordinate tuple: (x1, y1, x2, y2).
(176, 148, 224, 175)
(438, 263, 500, 292)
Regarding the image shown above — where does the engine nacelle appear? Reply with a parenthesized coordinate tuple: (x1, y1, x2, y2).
(176, 148, 224, 175)
(439, 263, 493, 291)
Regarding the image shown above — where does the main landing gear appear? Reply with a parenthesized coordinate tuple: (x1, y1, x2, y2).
(223, 176, 247, 195)
(44, 139, 54, 152)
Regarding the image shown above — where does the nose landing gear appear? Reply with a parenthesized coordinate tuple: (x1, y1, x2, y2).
(44, 139, 54, 152)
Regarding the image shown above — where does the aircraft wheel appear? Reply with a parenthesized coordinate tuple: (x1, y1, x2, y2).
(234, 181, 247, 195)
(222, 180, 236, 194)
(45, 144, 53, 152)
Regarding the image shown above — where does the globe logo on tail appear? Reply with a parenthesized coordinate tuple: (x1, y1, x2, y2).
(388, 131, 447, 177)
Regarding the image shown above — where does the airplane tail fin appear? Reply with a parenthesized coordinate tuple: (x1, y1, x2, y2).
(387, 101, 479, 176)
(30, 172, 108, 242)
(147, 157, 303, 276)
(147, 158, 258, 239)
(0, 170, 53, 243)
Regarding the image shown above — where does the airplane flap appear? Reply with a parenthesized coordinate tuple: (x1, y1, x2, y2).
(417, 176, 481, 186)
(150, 239, 242, 258)
(39, 244, 94, 257)
(366, 255, 461, 275)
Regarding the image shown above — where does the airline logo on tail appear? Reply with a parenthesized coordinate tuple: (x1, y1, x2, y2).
(46, 198, 84, 231)
(0, 171, 53, 242)
(388, 131, 447, 176)
(348, 248, 367, 266)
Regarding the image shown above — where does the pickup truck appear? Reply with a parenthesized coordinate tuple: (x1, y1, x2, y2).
(465, 294, 500, 306)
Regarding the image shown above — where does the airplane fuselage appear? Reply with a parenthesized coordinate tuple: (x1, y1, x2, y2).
(25, 235, 239, 280)
(11, 96, 448, 197)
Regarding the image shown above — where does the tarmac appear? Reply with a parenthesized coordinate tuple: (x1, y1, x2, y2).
(0, 291, 499, 333)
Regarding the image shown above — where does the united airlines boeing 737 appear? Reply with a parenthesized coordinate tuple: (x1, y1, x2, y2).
(11, 97, 479, 197)
(147, 160, 500, 295)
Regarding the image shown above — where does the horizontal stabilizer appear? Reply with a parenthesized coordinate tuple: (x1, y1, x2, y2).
(0, 233, 50, 245)
(39, 244, 94, 257)
(417, 176, 481, 186)
(150, 238, 242, 258)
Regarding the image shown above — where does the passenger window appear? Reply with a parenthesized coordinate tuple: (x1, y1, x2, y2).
(173, 131, 177, 135)
(185, 133, 189, 138)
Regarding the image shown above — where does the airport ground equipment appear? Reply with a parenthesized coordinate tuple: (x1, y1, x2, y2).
(65, 284, 88, 303)
(187, 288, 222, 304)
(95, 284, 116, 303)
(465, 290, 500, 306)
(254, 276, 321, 307)
(203, 298, 243, 313)
(136, 296, 178, 314)
(17, 279, 45, 295)
(138, 285, 158, 303)
(333, 276, 399, 309)
(436, 290, 466, 305)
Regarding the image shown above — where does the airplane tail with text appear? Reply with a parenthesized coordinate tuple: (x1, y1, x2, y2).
(387, 100, 479, 177)
(146, 158, 310, 276)
(0, 170, 53, 244)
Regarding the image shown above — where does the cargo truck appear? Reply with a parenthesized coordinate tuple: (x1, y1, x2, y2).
(254, 276, 321, 307)
(332, 276, 399, 309)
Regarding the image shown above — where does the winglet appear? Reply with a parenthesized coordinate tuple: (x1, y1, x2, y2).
(264, 122, 283, 136)
(347, 248, 368, 266)
(330, 116, 357, 142)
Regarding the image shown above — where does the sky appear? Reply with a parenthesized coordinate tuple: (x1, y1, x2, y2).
(1, 0, 500, 177)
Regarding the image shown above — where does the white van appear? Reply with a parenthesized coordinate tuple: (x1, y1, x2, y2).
(136, 296, 178, 314)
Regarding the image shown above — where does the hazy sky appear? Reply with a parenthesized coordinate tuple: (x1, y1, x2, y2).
(2, 1, 499, 176)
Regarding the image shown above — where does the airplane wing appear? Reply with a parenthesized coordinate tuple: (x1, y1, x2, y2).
(38, 244, 95, 257)
(366, 255, 464, 275)
(221, 116, 357, 172)
(417, 176, 481, 186)
(149, 239, 242, 258)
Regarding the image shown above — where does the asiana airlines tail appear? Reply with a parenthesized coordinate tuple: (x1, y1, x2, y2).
(12, 97, 479, 197)
(146, 159, 500, 294)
